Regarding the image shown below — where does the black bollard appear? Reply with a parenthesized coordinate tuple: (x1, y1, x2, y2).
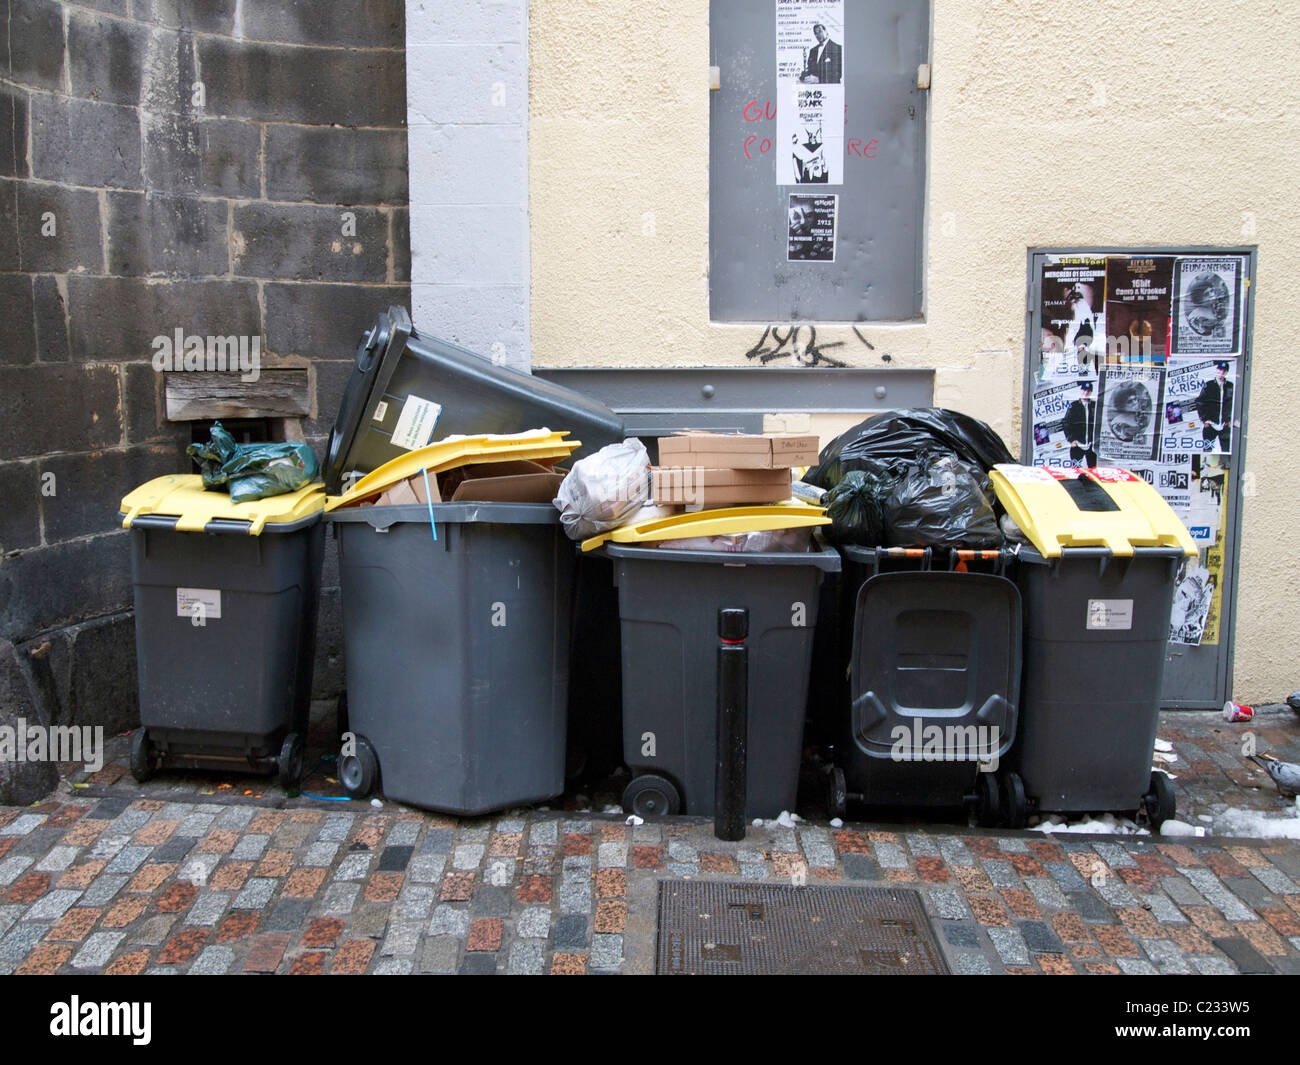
(714, 607, 749, 841)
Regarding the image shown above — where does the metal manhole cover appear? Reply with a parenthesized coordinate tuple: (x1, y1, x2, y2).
(655, 881, 949, 975)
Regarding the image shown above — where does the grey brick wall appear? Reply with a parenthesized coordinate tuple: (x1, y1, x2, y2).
(1, 0, 410, 797)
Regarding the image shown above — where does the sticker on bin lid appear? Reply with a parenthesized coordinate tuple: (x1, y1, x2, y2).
(390, 394, 442, 451)
(177, 588, 221, 621)
(992, 464, 1058, 484)
(1086, 598, 1132, 630)
(1086, 467, 1142, 483)
(373, 400, 389, 423)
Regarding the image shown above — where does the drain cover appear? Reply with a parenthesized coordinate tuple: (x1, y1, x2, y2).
(656, 881, 949, 975)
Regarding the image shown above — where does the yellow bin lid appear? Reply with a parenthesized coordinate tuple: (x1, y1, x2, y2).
(324, 430, 580, 512)
(120, 474, 326, 535)
(581, 502, 829, 552)
(989, 464, 1198, 558)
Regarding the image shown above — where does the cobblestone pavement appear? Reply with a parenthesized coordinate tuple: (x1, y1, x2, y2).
(2, 706, 1299, 975)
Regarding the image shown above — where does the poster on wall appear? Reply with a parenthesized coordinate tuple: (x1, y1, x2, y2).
(1162, 357, 1237, 456)
(787, 194, 837, 261)
(1037, 256, 1108, 378)
(1103, 256, 1173, 365)
(1171, 256, 1244, 356)
(1097, 365, 1163, 463)
(776, 0, 845, 186)
(1032, 376, 1100, 467)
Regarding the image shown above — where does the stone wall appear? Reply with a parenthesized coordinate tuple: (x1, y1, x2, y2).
(1, 0, 409, 801)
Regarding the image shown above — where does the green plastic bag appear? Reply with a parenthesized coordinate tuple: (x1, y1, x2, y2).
(187, 422, 320, 504)
(823, 467, 899, 546)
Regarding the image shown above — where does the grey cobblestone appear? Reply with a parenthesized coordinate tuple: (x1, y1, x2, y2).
(996, 837, 1029, 854)
(320, 883, 360, 916)
(334, 854, 372, 880)
(937, 837, 974, 866)
(80, 874, 128, 906)
(1117, 957, 1159, 974)
(1025, 877, 1070, 909)
(507, 941, 545, 974)
(874, 843, 909, 870)
(190, 945, 235, 974)
(1182, 868, 1257, 922)
(926, 889, 970, 920)
(590, 933, 623, 970)
(35, 846, 79, 872)
(1141, 893, 1187, 924)
(71, 932, 124, 969)
(1092, 842, 1136, 868)
(982, 860, 1020, 889)
(302, 841, 338, 867)
(1141, 938, 1194, 974)
(233, 878, 276, 909)
(185, 892, 230, 927)
(987, 927, 1030, 967)
(318, 815, 355, 842)
(516, 907, 550, 939)
(27, 889, 81, 921)
(408, 855, 445, 884)
(230, 834, 268, 861)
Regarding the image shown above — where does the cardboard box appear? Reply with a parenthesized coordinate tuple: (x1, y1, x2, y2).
(651, 466, 792, 506)
(656, 431, 820, 470)
(374, 471, 439, 507)
(445, 459, 566, 504)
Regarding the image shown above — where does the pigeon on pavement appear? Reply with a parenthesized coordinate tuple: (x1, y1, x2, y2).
(1249, 753, 1300, 798)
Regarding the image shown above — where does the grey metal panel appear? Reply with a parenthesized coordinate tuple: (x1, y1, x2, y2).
(534, 366, 933, 413)
(709, 0, 930, 322)
(1022, 247, 1255, 710)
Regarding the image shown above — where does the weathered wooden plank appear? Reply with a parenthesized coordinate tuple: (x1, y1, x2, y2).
(165, 369, 311, 421)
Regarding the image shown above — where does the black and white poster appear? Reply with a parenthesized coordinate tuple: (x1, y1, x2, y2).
(1037, 256, 1108, 379)
(1097, 365, 1163, 463)
(1162, 357, 1236, 456)
(787, 194, 837, 261)
(1032, 376, 1100, 468)
(1171, 256, 1244, 356)
(776, 0, 845, 186)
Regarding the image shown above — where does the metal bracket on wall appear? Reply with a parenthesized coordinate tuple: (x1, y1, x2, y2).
(532, 367, 934, 436)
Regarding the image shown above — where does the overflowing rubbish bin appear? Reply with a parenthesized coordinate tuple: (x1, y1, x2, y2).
(989, 464, 1199, 826)
(598, 511, 839, 820)
(824, 546, 1023, 825)
(326, 440, 578, 815)
(120, 475, 326, 786)
(324, 306, 625, 493)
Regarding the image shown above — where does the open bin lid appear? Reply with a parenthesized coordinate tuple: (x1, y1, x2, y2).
(989, 464, 1198, 559)
(580, 502, 830, 552)
(120, 475, 325, 535)
(323, 430, 581, 512)
(323, 306, 625, 493)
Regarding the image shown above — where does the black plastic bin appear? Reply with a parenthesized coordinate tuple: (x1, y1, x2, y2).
(1013, 545, 1185, 820)
(120, 475, 326, 787)
(328, 501, 574, 816)
(601, 540, 840, 820)
(324, 306, 625, 493)
(990, 464, 1200, 826)
(825, 547, 1023, 825)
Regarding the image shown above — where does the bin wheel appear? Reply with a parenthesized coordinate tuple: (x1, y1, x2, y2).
(278, 732, 304, 790)
(622, 774, 681, 819)
(974, 771, 1001, 828)
(339, 735, 379, 799)
(1000, 771, 1028, 830)
(336, 691, 349, 743)
(129, 729, 153, 784)
(824, 766, 847, 821)
(1142, 771, 1176, 828)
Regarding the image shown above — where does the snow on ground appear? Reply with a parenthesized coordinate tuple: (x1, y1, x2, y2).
(1214, 804, 1300, 840)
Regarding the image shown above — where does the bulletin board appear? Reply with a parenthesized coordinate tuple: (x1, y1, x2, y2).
(1023, 247, 1257, 710)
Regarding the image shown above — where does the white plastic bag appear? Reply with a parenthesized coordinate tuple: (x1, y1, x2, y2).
(553, 438, 651, 540)
(652, 528, 813, 553)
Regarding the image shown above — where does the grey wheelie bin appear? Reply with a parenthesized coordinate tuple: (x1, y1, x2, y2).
(119, 475, 326, 788)
(825, 546, 1023, 826)
(601, 540, 840, 820)
(324, 305, 624, 493)
(328, 501, 574, 815)
(989, 465, 1200, 827)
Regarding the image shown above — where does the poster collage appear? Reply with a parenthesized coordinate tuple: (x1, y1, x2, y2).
(1032, 254, 1248, 648)
(778, 0, 843, 262)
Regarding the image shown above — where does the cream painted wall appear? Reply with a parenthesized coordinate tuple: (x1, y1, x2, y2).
(529, 0, 1298, 703)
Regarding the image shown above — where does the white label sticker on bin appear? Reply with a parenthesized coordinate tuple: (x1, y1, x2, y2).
(995, 464, 1056, 484)
(177, 588, 222, 621)
(1086, 598, 1132, 631)
(372, 400, 388, 423)
(390, 394, 442, 451)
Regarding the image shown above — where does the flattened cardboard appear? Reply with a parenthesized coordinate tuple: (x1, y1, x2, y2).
(657, 432, 820, 469)
(445, 459, 565, 504)
(651, 466, 791, 505)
